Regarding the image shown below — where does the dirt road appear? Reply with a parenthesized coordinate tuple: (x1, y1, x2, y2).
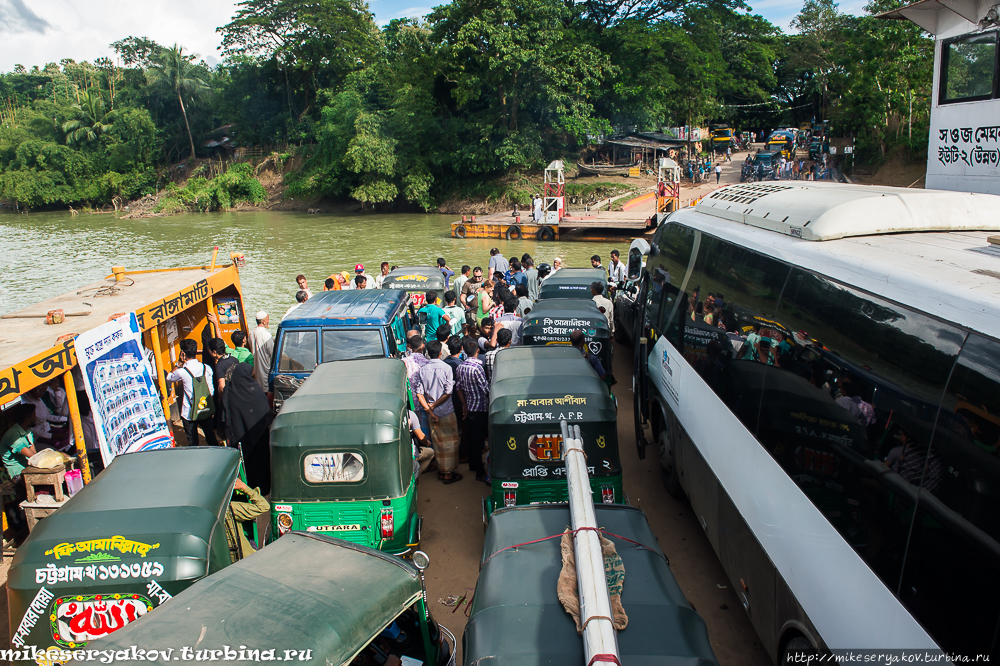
(417, 339, 772, 665)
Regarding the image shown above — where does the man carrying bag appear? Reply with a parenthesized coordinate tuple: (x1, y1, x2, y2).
(167, 338, 219, 446)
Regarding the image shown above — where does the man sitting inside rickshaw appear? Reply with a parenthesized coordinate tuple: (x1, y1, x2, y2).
(226, 477, 270, 562)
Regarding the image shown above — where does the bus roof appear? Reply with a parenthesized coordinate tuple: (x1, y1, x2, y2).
(696, 181, 1000, 241)
(280, 289, 407, 327)
(668, 191, 1000, 338)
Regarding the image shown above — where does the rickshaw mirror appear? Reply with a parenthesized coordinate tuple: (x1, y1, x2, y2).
(412, 550, 430, 570)
(628, 239, 649, 280)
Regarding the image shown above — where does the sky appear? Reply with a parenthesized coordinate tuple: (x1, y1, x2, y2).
(0, 0, 870, 74)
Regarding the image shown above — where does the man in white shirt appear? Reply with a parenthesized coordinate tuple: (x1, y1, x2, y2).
(284, 290, 309, 320)
(295, 274, 313, 298)
(591, 281, 614, 334)
(532, 194, 543, 223)
(250, 311, 273, 391)
(452, 265, 470, 299)
(373, 262, 390, 289)
(166, 338, 218, 446)
(608, 249, 626, 284)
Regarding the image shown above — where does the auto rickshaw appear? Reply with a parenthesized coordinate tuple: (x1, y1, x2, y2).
(269, 358, 420, 555)
(485, 346, 622, 520)
(88, 533, 456, 666)
(6, 447, 241, 659)
(464, 504, 719, 665)
(522, 298, 613, 379)
(537, 267, 608, 301)
(381, 265, 448, 309)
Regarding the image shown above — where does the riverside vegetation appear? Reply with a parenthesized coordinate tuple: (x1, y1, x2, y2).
(0, 0, 932, 212)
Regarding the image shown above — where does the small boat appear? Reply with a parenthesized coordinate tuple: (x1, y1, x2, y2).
(576, 160, 632, 177)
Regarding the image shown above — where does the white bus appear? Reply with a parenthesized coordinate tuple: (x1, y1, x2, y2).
(629, 181, 1000, 662)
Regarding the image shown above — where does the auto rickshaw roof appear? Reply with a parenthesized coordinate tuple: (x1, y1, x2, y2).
(279, 289, 407, 327)
(271, 359, 406, 442)
(465, 505, 719, 665)
(86, 533, 424, 665)
(489, 347, 615, 422)
(523, 299, 611, 337)
(541, 268, 607, 286)
(382, 266, 447, 288)
(8, 447, 240, 585)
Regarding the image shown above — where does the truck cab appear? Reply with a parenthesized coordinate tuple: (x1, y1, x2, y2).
(268, 289, 410, 412)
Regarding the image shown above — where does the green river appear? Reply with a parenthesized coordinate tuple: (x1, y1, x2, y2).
(0, 210, 629, 321)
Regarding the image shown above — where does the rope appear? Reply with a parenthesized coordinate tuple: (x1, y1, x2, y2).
(565, 446, 587, 458)
(580, 614, 614, 632)
(480, 525, 660, 567)
(587, 654, 622, 666)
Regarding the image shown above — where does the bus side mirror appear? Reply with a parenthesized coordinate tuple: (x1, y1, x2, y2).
(627, 239, 650, 280)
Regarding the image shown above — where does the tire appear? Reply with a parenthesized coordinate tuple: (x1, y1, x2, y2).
(781, 637, 816, 666)
(536, 226, 555, 242)
(454, 225, 467, 239)
(505, 225, 521, 240)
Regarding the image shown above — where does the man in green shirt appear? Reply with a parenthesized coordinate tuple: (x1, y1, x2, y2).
(1, 403, 39, 480)
(227, 330, 254, 366)
(418, 291, 450, 340)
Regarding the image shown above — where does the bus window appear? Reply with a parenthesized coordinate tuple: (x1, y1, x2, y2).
(899, 333, 1000, 657)
(278, 330, 318, 372)
(771, 269, 964, 603)
(322, 329, 385, 362)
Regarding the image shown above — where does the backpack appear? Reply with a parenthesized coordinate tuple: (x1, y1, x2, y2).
(184, 366, 215, 421)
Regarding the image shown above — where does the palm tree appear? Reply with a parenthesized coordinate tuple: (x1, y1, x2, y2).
(62, 90, 114, 145)
(147, 45, 209, 160)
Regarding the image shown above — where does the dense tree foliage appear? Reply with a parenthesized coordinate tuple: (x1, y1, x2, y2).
(0, 0, 933, 210)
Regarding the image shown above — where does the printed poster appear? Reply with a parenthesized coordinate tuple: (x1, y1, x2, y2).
(75, 313, 173, 466)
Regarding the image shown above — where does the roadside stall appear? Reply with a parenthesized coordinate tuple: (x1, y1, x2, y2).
(537, 268, 608, 301)
(522, 299, 613, 377)
(87, 532, 456, 666)
(486, 347, 621, 521)
(269, 359, 420, 555)
(6, 447, 241, 660)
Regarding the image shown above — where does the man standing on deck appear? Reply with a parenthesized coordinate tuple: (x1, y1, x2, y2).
(462, 267, 484, 317)
(523, 258, 540, 302)
(488, 249, 509, 277)
(532, 194, 543, 223)
(453, 265, 470, 299)
(250, 312, 273, 391)
(608, 250, 626, 284)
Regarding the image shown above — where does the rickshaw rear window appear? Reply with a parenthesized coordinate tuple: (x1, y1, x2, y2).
(304, 452, 365, 483)
(322, 329, 384, 361)
(279, 331, 318, 372)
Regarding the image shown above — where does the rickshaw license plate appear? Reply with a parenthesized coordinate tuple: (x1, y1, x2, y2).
(409, 292, 427, 307)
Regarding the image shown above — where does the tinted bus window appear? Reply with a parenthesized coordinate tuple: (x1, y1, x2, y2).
(900, 333, 1000, 657)
(771, 269, 964, 611)
(278, 331, 318, 372)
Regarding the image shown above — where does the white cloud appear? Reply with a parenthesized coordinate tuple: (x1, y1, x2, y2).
(0, 0, 237, 72)
(376, 5, 434, 25)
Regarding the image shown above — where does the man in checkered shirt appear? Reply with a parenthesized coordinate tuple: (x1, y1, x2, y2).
(456, 338, 490, 483)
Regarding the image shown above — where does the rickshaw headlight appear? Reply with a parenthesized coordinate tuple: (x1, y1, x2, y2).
(380, 508, 394, 539)
(277, 512, 293, 535)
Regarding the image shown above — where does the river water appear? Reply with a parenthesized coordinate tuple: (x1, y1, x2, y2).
(0, 210, 627, 320)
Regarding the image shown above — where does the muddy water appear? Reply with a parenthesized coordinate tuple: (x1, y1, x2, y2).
(0, 210, 632, 319)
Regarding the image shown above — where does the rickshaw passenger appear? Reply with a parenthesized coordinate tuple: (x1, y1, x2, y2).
(226, 477, 270, 562)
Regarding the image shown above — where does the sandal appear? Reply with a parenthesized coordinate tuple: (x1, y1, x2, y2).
(440, 473, 464, 484)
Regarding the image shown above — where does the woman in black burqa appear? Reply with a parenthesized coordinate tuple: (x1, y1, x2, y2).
(224, 362, 272, 494)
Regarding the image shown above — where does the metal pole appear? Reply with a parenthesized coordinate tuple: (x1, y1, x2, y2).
(561, 421, 619, 665)
(63, 370, 92, 484)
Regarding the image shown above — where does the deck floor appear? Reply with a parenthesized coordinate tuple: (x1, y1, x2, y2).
(0, 267, 227, 372)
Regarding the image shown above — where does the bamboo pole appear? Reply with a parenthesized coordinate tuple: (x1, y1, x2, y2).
(63, 370, 92, 484)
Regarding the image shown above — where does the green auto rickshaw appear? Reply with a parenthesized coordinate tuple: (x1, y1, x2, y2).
(382, 265, 448, 310)
(269, 358, 420, 555)
(88, 533, 456, 666)
(6, 447, 241, 659)
(464, 504, 719, 665)
(522, 298, 613, 378)
(537, 267, 608, 301)
(485, 346, 622, 520)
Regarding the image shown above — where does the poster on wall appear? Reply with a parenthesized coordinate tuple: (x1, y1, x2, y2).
(75, 313, 173, 466)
